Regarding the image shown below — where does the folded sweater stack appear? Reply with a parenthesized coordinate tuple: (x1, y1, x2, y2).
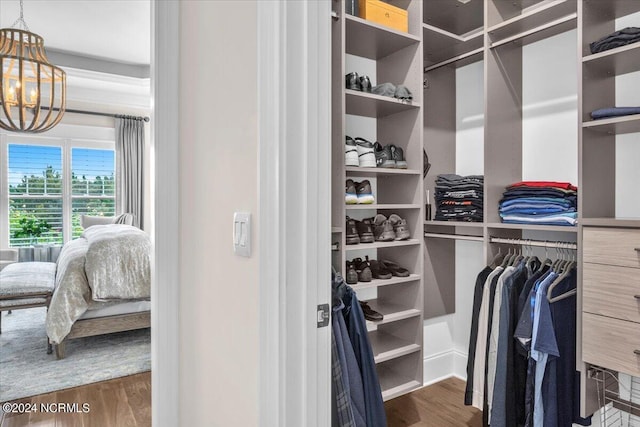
(500, 181, 577, 226)
(435, 174, 484, 222)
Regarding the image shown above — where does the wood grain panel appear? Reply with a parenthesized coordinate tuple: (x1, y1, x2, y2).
(583, 263, 640, 323)
(583, 313, 640, 378)
(583, 227, 640, 268)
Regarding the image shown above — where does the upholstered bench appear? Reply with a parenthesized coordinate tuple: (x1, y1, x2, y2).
(0, 262, 56, 352)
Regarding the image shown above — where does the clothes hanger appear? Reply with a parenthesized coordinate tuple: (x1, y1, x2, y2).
(525, 240, 540, 272)
(500, 247, 512, 268)
(489, 246, 505, 269)
(548, 244, 577, 302)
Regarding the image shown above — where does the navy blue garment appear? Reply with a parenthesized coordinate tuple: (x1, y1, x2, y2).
(342, 285, 387, 427)
(590, 27, 640, 53)
(548, 270, 592, 427)
(332, 331, 357, 427)
(333, 300, 366, 427)
(591, 106, 640, 120)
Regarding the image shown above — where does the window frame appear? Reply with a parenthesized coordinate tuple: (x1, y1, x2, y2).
(0, 133, 115, 248)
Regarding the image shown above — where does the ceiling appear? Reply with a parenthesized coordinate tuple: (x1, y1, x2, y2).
(0, 0, 150, 65)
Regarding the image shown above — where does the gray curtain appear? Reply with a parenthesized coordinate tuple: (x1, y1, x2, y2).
(115, 117, 145, 229)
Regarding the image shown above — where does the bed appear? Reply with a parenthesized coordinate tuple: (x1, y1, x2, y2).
(46, 224, 151, 359)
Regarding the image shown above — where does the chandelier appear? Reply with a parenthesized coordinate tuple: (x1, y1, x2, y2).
(0, 0, 66, 133)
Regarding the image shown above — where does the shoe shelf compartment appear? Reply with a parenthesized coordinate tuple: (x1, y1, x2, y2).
(345, 166, 422, 177)
(364, 299, 421, 331)
(376, 352, 423, 401)
(345, 239, 421, 251)
(345, 14, 420, 61)
(369, 316, 422, 364)
(345, 89, 420, 118)
(345, 203, 421, 210)
(350, 274, 421, 292)
(487, 0, 576, 46)
(582, 42, 640, 78)
(582, 114, 640, 135)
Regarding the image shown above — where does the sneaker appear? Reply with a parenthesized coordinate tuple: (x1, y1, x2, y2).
(355, 138, 376, 168)
(345, 179, 358, 204)
(389, 214, 410, 240)
(345, 136, 359, 167)
(353, 257, 372, 282)
(345, 72, 360, 91)
(359, 75, 372, 93)
(359, 301, 383, 321)
(369, 259, 392, 280)
(356, 180, 374, 204)
(345, 260, 358, 284)
(372, 214, 396, 241)
(391, 145, 408, 169)
(381, 259, 410, 277)
(374, 142, 396, 168)
(355, 218, 375, 243)
(346, 216, 360, 245)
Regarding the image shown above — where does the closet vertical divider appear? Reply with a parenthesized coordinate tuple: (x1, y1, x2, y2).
(331, 0, 424, 401)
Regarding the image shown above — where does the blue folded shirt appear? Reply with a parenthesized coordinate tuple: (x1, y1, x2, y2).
(591, 107, 640, 120)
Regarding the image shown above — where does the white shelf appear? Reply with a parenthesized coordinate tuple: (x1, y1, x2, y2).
(377, 365, 422, 401)
(345, 89, 420, 118)
(486, 222, 578, 233)
(369, 330, 421, 364)
(345, 239, 421, 251)
(345, 166, 422, 177)
(582, 114, 640, 135)
(583, 42, 640, 77)
(345, 14, 420, 60)
(423, 24, 483, 67)
(350, 274, 420, 291)
(346, 204, 421, 210)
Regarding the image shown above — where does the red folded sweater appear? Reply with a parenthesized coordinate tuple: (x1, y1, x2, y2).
(507, 181, 577, 191)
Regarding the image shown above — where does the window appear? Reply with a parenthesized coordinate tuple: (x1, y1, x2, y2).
(3, 137, 115, 247)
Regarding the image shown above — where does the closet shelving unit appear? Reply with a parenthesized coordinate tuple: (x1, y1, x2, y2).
(331, 0, 425, 401)
(578, 0, 640, 417)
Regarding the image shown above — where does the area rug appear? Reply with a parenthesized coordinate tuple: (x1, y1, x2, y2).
(0, 307, 150, 402)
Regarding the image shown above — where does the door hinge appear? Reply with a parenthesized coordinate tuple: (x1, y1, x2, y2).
(317, 304, 330, 328)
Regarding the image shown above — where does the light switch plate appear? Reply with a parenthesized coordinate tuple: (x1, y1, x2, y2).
(233, 212, 251, 257)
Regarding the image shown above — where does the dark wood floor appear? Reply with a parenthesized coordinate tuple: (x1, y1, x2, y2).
(1, 373, 475, 426)
(386, 377, 482, 427)
(0, 372, 151, 427)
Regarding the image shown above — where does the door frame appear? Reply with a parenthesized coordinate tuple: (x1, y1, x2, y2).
(151, 1, 331, 425)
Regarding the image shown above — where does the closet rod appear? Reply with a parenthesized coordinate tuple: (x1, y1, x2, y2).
(490, 237, 577, 250)
(51, 107, 150, 122)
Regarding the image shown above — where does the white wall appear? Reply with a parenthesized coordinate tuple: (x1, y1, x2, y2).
(179, 2, 259, 426)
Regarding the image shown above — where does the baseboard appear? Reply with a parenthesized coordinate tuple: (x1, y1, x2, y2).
(423, 349, 469, 386)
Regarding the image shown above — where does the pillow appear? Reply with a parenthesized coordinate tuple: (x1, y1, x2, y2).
(80, 213, 136, 229)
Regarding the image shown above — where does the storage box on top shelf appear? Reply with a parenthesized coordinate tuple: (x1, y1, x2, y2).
(359, 0, 408, 33)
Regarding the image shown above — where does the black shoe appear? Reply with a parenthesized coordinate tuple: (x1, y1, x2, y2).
(374, 142, 396, 168)
(390, 145, 407, 169)
(360, 301, 383, 321)
(346, 72, 360, 91)
(381, 259, 410, 277)
(356, 218, 375, 243)
(346, 216, 360, 245)
(359, 75, 372, 92)
(353, 257, 372, 282)
(355, 179, 374, 204)
(345, 260, 358, 284)
(369, 259, 392, 279)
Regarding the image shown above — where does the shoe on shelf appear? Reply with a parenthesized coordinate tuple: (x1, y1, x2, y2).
(369, 259, 392, 280)
(345, 72, 360, 91)
(346, 216, 360, 245)
(389, 213, 411, 240)
(359, 75, 372, 93)
(381, 259, 410, 277)
(390, 145, 408, 169)
(355, 218, 375, 243)
(345, 136, 359, 167)
(353, 257, 372, 282)
(356, 180, 374, 204)
(346, 179, 358, 205)
(354, 137, 376, 168)
(345, 260, 358, 284)
(374, 142, 396, 168)
(360, 301, 383, 321)
(372, 214, 396, 242)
